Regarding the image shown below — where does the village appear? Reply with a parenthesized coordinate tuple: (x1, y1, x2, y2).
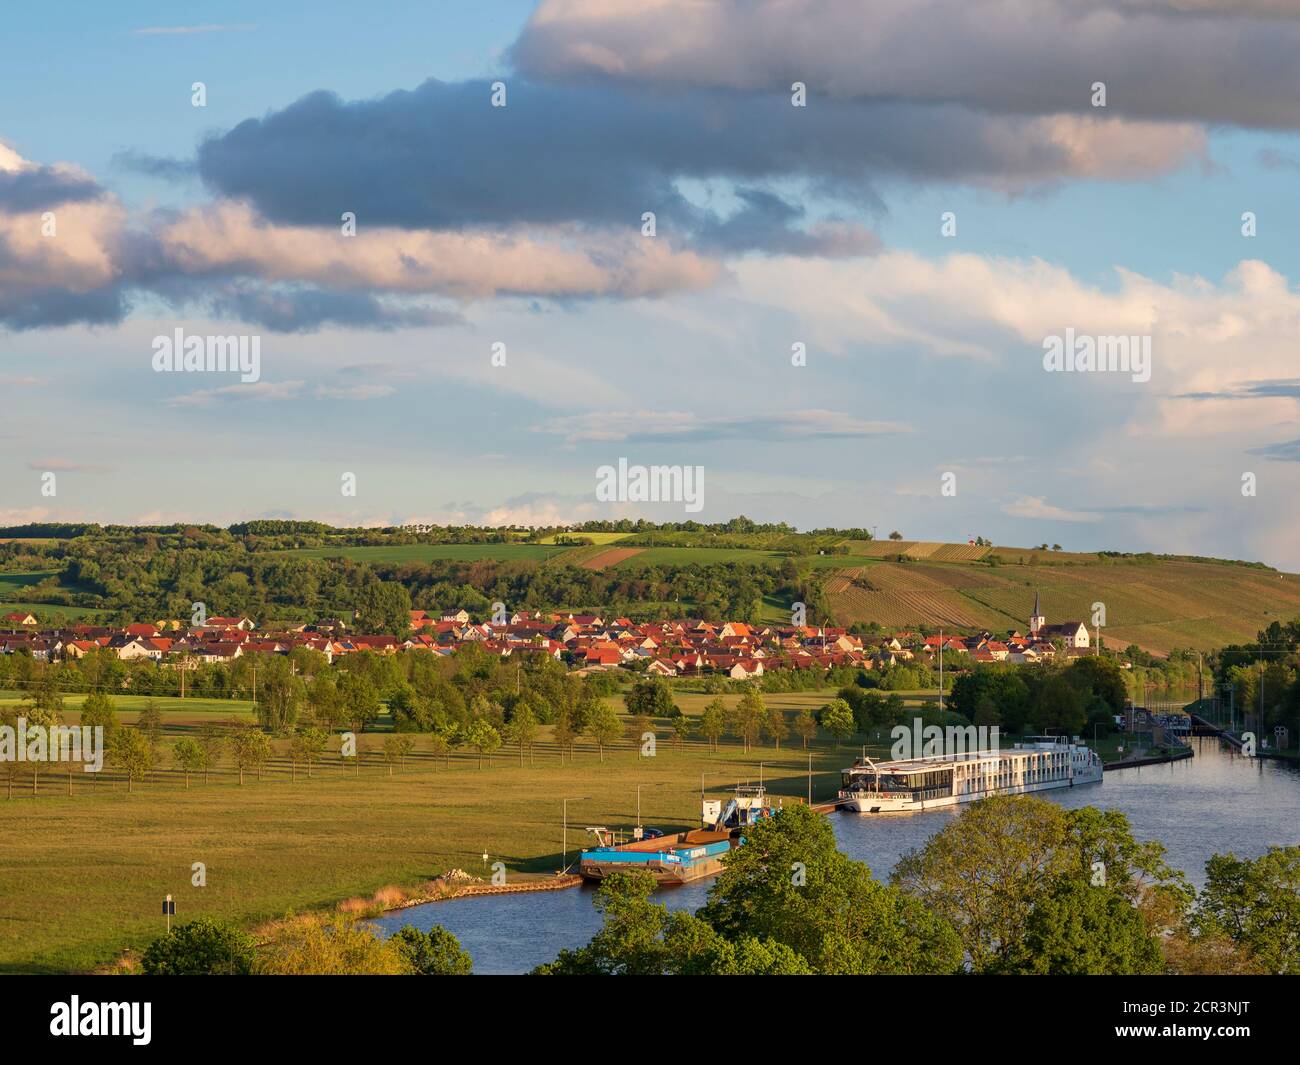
(0, 592, 1093, 678)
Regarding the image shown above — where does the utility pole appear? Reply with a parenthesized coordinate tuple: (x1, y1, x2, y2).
(561, 796, 589, 874)
(938, 628, 944, 712)
(1197, 652, 1204, 704)
(807, 751, 813, 804)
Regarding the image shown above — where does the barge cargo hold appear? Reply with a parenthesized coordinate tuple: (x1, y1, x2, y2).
(579, 830, 734, 885)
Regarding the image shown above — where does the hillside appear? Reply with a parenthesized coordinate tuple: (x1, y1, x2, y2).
(822, 550, 1300, 654)
(1, 524, 1295, 653)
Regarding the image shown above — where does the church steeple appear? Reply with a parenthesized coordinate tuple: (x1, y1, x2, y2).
(1030, 589, 1045, 635)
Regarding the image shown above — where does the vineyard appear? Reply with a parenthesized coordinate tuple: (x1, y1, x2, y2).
(822, 550, 1300, 653)
(826, 565, 994, 629)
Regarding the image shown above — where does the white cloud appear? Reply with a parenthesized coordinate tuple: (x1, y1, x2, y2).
(1002, 495, 1104, 523)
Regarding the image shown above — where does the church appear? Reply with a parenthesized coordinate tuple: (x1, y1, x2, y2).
(1028, 590, 1089, 648)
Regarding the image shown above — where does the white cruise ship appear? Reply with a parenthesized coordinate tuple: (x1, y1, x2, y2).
(838, 735, 1103, 814)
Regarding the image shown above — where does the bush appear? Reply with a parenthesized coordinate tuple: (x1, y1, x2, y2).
(141, 918, 255, 975)
(390, 925, 473, 975)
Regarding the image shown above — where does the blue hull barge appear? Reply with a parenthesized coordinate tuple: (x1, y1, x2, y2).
(578, 783, 774, 885)
(579, 830, 733, 885)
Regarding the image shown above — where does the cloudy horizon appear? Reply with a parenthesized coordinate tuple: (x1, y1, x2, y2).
(2, 1, 1299, 568)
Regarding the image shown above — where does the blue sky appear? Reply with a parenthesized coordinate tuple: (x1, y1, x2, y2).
(3, 1, 1300, 568)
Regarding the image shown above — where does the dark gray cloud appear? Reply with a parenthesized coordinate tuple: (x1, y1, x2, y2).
(512, 0, 1300, 129)
(207, 284, 462, 333)
(0, 282, 126, 331)
(194, 78, 1185, 243)
(693, 187, 881, 257)
(0, 166, 102, 211)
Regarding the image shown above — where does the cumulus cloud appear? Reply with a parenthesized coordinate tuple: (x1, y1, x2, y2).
(153, 201, 718, 301)
(514, 0, 1300, 128)
(0, 150, 103, 211)
(193, 78, 1202, 244)
(0, 142, 719, 330)
(732, 252, 1300, 444)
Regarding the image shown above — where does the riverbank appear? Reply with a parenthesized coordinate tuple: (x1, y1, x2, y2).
(1103, 745, 1194, 770)
(375, 737, 1300, 974)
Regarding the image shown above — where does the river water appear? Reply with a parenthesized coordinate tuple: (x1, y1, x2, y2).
(372, 737, 1300, 974)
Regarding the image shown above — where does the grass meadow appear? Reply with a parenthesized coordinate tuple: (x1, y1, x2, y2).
(0, 687, 904, 973)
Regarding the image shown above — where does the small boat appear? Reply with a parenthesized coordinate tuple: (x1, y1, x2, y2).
(578, 784, 773, 884)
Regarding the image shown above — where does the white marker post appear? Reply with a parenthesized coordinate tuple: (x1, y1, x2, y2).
(163, 894, 175, 933)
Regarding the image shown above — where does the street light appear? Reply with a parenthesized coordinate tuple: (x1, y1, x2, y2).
(561, 796, 590, 874)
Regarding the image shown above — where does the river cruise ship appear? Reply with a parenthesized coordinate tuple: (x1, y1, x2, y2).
(838, 735, 1103, 814)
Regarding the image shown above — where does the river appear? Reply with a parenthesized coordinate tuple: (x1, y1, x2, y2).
(371, 737, 1300, 974)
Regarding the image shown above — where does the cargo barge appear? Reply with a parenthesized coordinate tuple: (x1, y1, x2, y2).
(578, 784, 773, 885)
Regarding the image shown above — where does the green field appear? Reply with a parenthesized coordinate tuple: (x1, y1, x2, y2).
(0, 694, 876, 974)
(0, 569, 106, 619)
(279, 543, 569, 564)
(0, 571, 60, 599)
(0, 691, 255, 722)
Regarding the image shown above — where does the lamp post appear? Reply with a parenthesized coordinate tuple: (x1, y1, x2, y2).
(562, 795, 590, 874)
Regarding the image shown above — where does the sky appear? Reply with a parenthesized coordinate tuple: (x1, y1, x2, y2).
(2, 1, 1300, 567)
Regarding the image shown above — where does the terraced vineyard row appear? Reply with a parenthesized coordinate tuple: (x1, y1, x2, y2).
(827, 565, 994, 628)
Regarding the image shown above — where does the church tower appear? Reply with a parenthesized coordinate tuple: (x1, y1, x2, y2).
(1029, 589, 1045, 636)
